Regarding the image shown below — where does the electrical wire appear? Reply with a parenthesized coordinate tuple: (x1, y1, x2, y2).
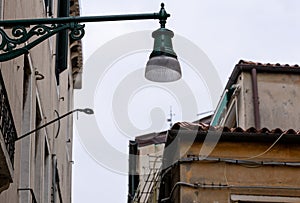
(237, 163, 262, 168)
(224, 162, 229, 186)
(160, 181, 300, 202)
(243, 131, 286, 160)
(54, 110, 60, 138)
(179, 156, 300, 166)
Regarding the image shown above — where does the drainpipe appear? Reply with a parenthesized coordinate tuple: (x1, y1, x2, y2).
(251, 68, 261, 129)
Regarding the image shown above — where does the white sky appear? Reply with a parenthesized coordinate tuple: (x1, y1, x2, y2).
(73, 1, 300, 202)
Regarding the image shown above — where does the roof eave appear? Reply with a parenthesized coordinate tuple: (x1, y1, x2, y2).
(166, 129, 300, 147)
(225, 60, 300, 89)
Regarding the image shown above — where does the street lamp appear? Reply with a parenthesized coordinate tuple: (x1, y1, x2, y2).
(0, 3, 181, 82)
(13, 108, 94, 142)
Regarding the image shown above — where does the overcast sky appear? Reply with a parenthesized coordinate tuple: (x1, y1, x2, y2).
(72, 1, 300, 202)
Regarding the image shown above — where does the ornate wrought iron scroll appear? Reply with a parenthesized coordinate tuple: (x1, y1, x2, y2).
(0, 22, 85, 62)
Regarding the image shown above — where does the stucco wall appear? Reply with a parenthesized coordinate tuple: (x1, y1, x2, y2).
(236, 72, 300, 130)
(168, 138, 300, 203)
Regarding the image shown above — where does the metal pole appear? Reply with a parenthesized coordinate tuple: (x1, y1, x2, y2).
(14, 108, 93, 142)
(0, 13, 165, 26)
(0, 3, 169, 26)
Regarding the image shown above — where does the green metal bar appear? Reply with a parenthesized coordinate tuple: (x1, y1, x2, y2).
(0, 2, 170, 27)
(211, 89, 229, 126)
(0, 13, 161, 26)
(211, 85, 238, 127)
(0, 3, 170, 26)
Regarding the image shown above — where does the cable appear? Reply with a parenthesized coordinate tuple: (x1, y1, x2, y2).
(177, 156, 300, 169)
(243, 131, 286, 160)
(54, 110, 60, 138)
(161, 181, 300, 202)
(237, 163, 262, 168)
(224, 162, 229, 186)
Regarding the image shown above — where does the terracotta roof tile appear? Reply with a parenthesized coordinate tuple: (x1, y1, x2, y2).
(174, 122, 209, 131)
(222, 126, 231, 132)
(171, 122, 300, 135)
(136, 122, 300, 148)
(238, 60, 300, 68)
(258, 128, 271, 133)
(285, 129, 297, 134)
(270, 128, 284, 134)
(245, 127, 257, 133)
(135, 131, 167, 147)
(226, 59, 300, 90)
(232, 127, 245, 133)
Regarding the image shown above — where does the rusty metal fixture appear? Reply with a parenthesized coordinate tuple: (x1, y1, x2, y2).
(34, 71, 45, 80)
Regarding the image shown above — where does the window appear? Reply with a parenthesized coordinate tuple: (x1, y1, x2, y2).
(51, 161, 63, 203)
(211, 89, 229, 126)
(222, 98, 238, 128)
(211, 84, 240, 128)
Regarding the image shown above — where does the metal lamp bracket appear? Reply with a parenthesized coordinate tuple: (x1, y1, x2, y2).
(0, 22, 84, 62)
(0, 3, 170, 62)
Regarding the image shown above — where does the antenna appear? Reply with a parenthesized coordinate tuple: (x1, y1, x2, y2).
(167, 106, 175, 127)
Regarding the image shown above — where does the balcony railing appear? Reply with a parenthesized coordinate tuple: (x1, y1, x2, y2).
(0, 71, 17, 166)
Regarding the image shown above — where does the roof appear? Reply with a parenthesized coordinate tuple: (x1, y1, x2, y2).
(226, 60, 300, 89)
(133, 60, 300, 148)
(173, 121, 300, 134)
(134, 131, 167, 147)
(165, 121, 300, 146)
(132, 120, 300, 148)
(238, 60, 300, 68)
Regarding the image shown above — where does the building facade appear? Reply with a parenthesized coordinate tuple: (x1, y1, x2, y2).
(128, 131, 166, 203)
(0, 0, 82, 202)
(129, 60, 300, 203)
